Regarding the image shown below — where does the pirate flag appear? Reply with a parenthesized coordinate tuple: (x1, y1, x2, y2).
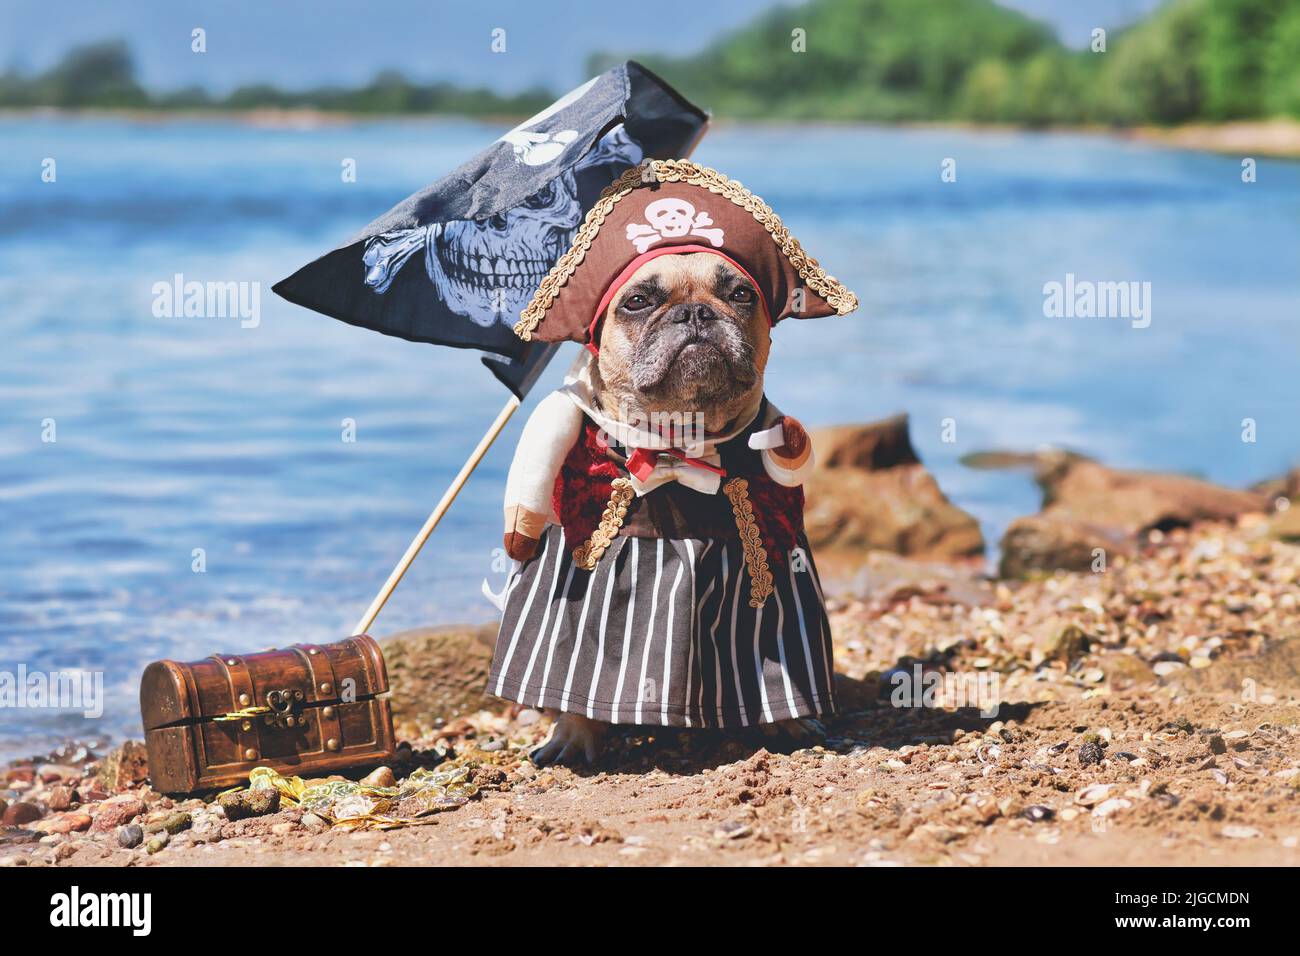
(273, 61, 708, 398)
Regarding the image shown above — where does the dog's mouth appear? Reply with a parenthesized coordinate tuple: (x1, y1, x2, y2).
(673, 336, 724, 360)
(631, 321, 757, 397)
(662, 328, 729, 372)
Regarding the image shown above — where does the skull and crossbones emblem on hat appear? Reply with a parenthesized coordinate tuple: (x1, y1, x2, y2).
(625, 197, 726, 253)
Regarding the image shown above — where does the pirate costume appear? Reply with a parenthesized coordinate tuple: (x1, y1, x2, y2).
(487, 160, 858, 728)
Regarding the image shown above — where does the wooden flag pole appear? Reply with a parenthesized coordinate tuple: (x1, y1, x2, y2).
(352, 393, 521, 636)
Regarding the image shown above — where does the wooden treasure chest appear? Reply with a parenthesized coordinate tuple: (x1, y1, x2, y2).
(140, 635, 395, 795)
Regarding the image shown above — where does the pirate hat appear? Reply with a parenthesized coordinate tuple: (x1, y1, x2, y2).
(513, 160, 858, 344)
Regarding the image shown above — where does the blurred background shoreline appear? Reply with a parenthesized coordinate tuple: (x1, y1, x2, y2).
(4, 0, 1300, 153)
(7, 107, 1300, 161)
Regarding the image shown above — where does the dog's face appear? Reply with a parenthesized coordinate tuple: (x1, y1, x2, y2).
(594, 253, 770, 431)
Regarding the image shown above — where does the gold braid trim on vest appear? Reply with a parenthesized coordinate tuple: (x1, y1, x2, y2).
(514, 160, 859, 340)
(572, 477, 634, 570)
(722, 478, 774, 609)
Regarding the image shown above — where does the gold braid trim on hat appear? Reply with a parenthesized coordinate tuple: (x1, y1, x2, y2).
(572, 477, 634, 570)
(722, 478, 774, 609)
(514, 160, 859, 340)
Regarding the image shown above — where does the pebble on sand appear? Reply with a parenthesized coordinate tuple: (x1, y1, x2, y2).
(1221, 825, 1262, 840)
(1074, 784, 1112, 806)
(90, 795, 145, 833)
(1092, 798, 1132, 818)
(1078, 739, 1105, 767)
(2, 801, 44, 827)
(41, 812, 92, 834)
(147, 811, 192, 835)
(361, 766, 396, 788)
(714, 821, 754, 840)
(218, 788, 280, 821)
(96, 741, 150, 792)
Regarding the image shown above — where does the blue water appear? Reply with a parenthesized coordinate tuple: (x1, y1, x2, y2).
(1, 117, 1297, 758)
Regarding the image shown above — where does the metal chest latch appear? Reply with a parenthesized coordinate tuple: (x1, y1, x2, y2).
(263, 688, 306, 729)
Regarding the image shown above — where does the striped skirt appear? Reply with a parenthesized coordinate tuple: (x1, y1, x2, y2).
(487, 525, 836, 728)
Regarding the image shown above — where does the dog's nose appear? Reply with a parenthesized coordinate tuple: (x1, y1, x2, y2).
(667, 303, 716, 324)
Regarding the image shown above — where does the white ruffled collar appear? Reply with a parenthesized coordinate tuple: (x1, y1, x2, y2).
(559, 350, 760, 456)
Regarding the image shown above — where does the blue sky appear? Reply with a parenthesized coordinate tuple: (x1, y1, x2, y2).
(0, 0, 1166, 94)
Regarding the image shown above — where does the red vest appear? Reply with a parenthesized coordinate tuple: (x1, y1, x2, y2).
(552, 412, 805, 566)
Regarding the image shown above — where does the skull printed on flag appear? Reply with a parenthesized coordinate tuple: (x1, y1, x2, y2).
(362, 127, 642, 328)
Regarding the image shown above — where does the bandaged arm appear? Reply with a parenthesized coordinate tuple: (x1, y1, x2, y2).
(503, 390, 584, 560)
(748, 399, 815, 487)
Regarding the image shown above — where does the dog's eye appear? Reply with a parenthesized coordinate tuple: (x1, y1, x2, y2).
(621, 293, 652, 312)
(728, 286, 755, 304)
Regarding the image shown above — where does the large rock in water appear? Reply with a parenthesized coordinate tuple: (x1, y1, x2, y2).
(381, 624, 499, 731)
(803, 415, 984, 562)
(1036, 456, 1267, 533)
(998, 452, 1269, 577)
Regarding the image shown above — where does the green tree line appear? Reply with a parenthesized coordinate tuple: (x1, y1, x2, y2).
(3, 0, 1298, 125)
(590, 0, 1300, 125)
(0, 40, 554, 116)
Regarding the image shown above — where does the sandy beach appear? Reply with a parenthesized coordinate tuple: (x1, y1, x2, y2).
(1127, 119, 1300, 160)
(5, 423, 1299, 868)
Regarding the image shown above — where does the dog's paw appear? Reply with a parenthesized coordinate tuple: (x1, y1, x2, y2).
(529, 713, 609, 767)
(760, 717, 825, 747)
(772, 415, 809, 461)
(503, 530, 540, 562)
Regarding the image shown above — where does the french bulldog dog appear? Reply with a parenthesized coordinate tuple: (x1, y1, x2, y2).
(487, 162, 856, 768)
(536, 254, 813, 764)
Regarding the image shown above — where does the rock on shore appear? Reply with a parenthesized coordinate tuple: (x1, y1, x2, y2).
(1036, 454, 1267, 533)
(804, 415, 984, 562)
(1254, 467, 1300, 543)
(996, 450, 1275, 577)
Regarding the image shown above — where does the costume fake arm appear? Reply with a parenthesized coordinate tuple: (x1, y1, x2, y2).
(503, 389, 583, 561)
(748, 399, 815, 487)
